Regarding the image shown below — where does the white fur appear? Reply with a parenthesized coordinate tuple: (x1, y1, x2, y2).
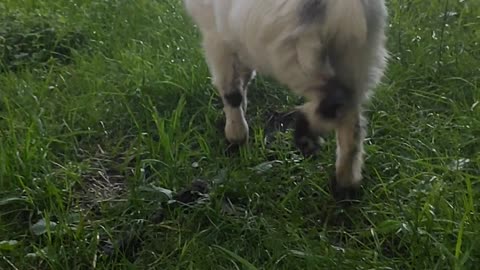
(183, 0, 388, 193)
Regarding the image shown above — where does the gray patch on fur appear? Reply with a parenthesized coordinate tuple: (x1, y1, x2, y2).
(299, 0, 327, 24)
(300, 0, 387, 38)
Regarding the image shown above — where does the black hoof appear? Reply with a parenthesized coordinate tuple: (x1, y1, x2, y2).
(294, 111, 320, 157)
(330, 177, 362, 204)
(227, 136, 248, 146)
(224, 142, 241, 156)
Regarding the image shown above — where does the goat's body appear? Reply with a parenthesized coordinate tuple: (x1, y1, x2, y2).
(183, 0, 389, 200)
(185, 0, 387, 96)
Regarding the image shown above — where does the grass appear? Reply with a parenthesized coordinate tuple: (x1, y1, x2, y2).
(0, 0, 479, 269)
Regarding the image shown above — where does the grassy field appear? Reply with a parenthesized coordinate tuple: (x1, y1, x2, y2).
(1, 0, 479, 269)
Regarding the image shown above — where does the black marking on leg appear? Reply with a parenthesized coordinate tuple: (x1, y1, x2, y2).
(317, 78, 352, 120)
(299, 0, 327, 24)
(330, 176, 362, 204)
(294, 111, 320, 157)
(224, 92, 243, 108)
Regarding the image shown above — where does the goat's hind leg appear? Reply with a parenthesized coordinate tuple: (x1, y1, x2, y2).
(202, 34, 249, 145)
(331, 110, 365, 201)
(293, 77, 364, 201)
(294, 78, 350, 157)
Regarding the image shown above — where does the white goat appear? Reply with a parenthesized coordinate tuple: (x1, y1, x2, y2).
(183, 0, 388, 200)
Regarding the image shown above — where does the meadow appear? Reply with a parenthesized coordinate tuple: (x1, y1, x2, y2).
(0, 0, 479, 269)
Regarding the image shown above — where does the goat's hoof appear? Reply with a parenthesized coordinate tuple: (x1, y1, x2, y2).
(330, 177, 362, 204)
(225, 122, 249, 146)
(224, 143, 240, 156)
(294, 111, 320, 156)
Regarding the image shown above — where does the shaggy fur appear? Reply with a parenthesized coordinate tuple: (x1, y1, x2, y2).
(183, 0, 388, 200)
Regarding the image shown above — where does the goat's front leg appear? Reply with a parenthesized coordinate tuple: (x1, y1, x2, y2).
(332, 110, 365, 201)
(202, 34, 249, 144)
(239, 68, 255, 114)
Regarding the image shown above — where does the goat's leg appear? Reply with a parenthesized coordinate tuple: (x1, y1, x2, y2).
(202, 34, 249, 144)
(294, 78, 349, 156)
(239, 68, 255, 114)
(331, 110, 365, 201)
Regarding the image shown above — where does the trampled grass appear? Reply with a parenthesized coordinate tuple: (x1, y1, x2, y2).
(0, 0, 479, 269)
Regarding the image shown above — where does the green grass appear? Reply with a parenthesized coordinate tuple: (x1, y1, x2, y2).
(0, 0, 479, 269)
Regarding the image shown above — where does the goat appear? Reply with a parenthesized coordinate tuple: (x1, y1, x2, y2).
(183, 0, 388, 200)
